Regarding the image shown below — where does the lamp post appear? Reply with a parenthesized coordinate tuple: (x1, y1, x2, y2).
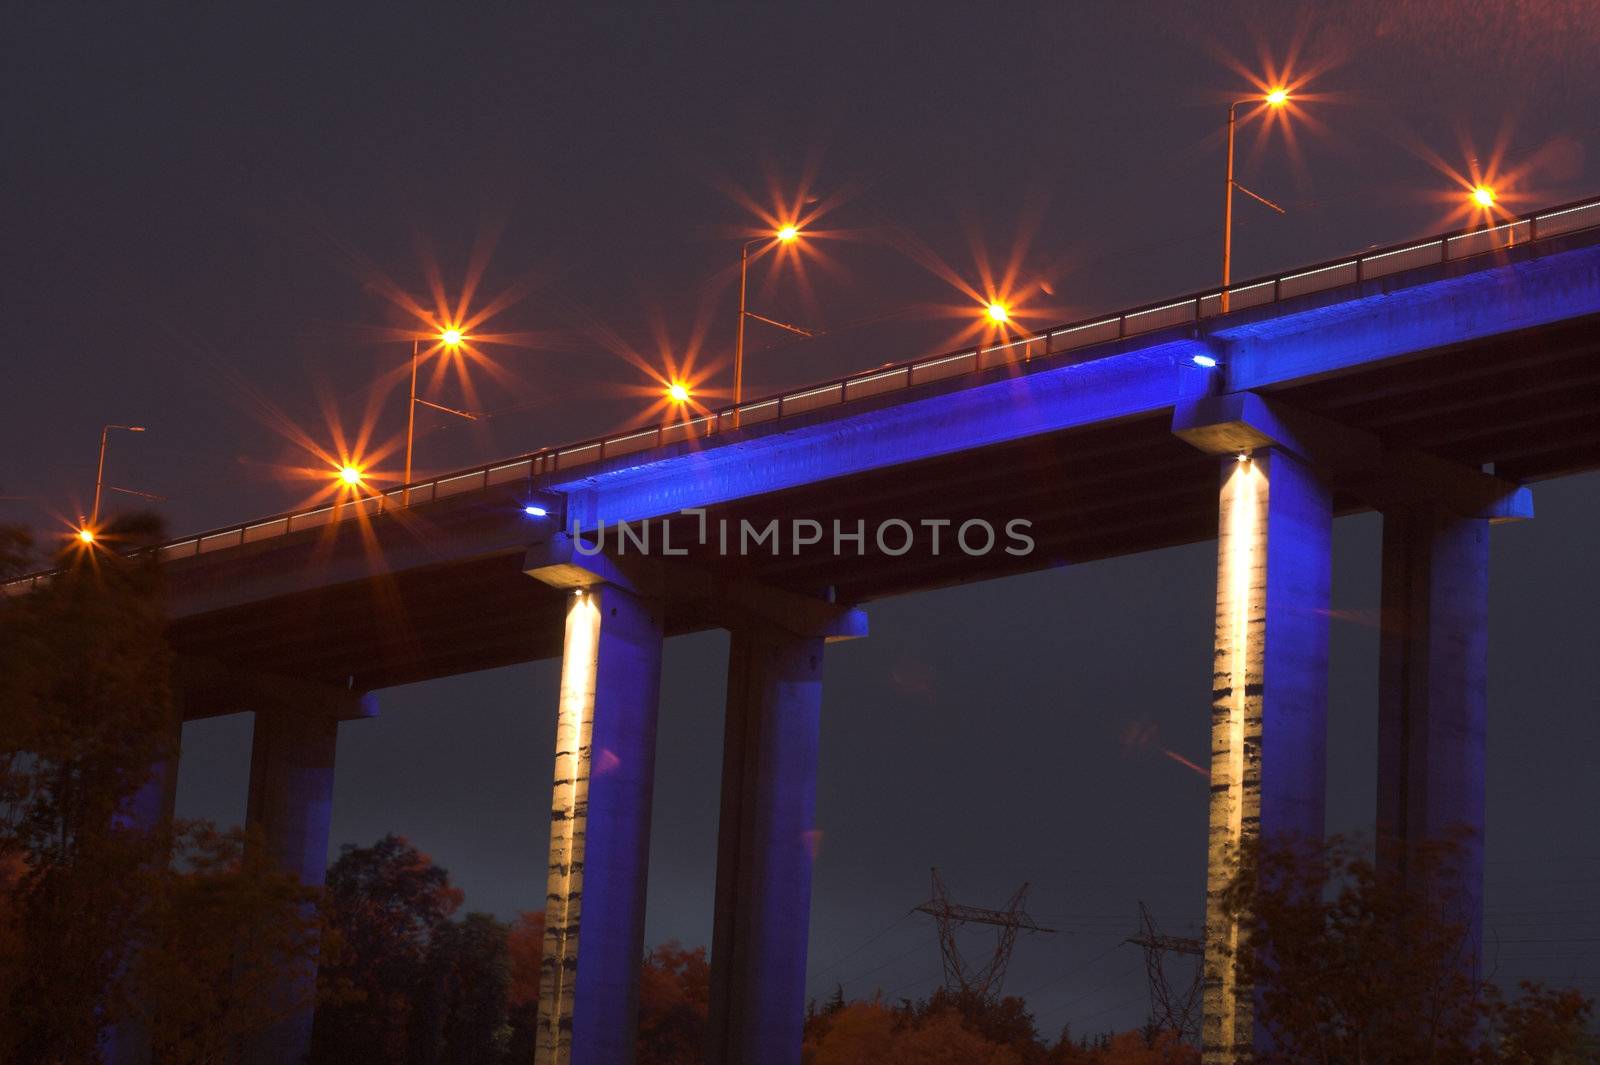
(91, 424, 145, 524)
(402, 329, 473, 503)
(1222, 88, 1291, 308)
(733, 225, 814, 420)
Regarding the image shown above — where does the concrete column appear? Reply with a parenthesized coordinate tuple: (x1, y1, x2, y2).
(101, 720, 181, 1065)
(1202, 449, 1332, 1065)
(240, 706, 339, 1065)
(1376, 504, 1489, 974)
(707, 627, 826, 1065)
(534, 584, 665, 1065)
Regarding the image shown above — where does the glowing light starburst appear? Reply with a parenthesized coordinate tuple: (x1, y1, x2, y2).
(1408, 123, 1539, 231)
(890, 203, 1068, 356)
(1215, 34, 1342, 178)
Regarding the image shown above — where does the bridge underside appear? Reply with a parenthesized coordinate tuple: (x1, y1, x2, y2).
(166, 310, 1600, 699)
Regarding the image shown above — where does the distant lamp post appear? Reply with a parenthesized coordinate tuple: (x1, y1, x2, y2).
(666, 381, 692, 404)
(734, 226, 816, 419)
(986, 302, 1010, 324)
(1222, 87, 1292, 308)
(1471, 184, 1497, 209)
(338, 464, 364, 487)
(91, 424, 146, 523)
(402, 329, 479, 502)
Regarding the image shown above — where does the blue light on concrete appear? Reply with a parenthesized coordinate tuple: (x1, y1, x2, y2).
(545, 240, 1600, 530)
(555, 338, 1209, 528)
(1214, 244, 1600, 392)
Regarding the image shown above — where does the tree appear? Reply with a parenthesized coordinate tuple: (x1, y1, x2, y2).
(916, 987, 1041, 1055)
(1052, 1030, 1198, 1065)
(0, 515, 177, 1062)
(804, 998, 900, 1065)
(503, 910, 546, 1064)
(1486, 981, 1596, 1065)
(802, 996, 1027, 1065)
(637, 940, 710, 1065)
(311, 834, 462, 1064)
(132, 822, 324, 1064)
(1220, 833, 1597, 1065)
(408, 912, 512, 1065)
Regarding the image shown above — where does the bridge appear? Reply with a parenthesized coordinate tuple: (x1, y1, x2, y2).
(16, 194, 1600, 1064)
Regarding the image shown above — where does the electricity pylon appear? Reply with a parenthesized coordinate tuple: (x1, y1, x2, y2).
(1126, 901, 1203, 1043)
(914, 868, 1054, 999)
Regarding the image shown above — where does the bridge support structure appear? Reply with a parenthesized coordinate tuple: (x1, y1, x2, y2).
(239, 677, 373, 1065)
(524, 534, 865, 1065)
(519, 556, 666, 1065)
(1200, 446, 1333, 1063)
(1376, 504, 1494, 976)
(1174, 391, 1531, 1062)
(101, 710, 182, 1065)
(706, 625, 828, 1065)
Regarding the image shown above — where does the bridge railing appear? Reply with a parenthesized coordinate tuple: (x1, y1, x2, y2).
(7, 194, 1600, 596)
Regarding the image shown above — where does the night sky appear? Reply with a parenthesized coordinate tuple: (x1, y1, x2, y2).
(5, 2, 1600, 1034)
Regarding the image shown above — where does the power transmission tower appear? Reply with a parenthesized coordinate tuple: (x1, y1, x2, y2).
(1126, 901, 1203, 1043)
(914, 868, 1054, 1000)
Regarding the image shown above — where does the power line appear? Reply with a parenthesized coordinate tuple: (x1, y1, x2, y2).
(1014, 940, 1129, 1000)
(807, 909, 918, 991)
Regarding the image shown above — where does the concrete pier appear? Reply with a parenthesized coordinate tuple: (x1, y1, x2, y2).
(534, 584, 665, 1065)
(707, 627, 827, 1065)
(240, 704, 341, 1065)
(1377, 504, 1490, 973)
(100, 718, 181, 1065)
(1202, 449, 1332, 1064)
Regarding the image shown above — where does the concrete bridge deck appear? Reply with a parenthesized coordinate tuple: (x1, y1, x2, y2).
(20, 198, 1591, 695)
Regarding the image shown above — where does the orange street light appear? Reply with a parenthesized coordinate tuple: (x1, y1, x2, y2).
(986, 301, 1010, 324)
(403, 328, 471, 502)
(666, 381, 692, 404)
(1222, 87, 1293, 307)
(339, 464, 364, 486)
(1471, 184, 1497, 209)
(734, 226, 816, 419)
(77, 527, 96, 544)
(92, 424, 146, 523)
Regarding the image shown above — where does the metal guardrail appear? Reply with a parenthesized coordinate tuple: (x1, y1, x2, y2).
(7, 194, 1600, 597)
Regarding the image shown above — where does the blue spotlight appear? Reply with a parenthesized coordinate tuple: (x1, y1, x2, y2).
(1191, 354, 1218, 368)
(524, 505, 548, 517)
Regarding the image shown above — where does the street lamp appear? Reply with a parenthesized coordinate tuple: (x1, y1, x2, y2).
(91, 424, 146, 523)
(986, 302, 1010, 324)
(1471, 184, 1496, 209)
(1222, 87, 1292, 308)
(733, 226, 815, 419)
(666, 381, 692, 404)
(402, 329, 478, 502)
